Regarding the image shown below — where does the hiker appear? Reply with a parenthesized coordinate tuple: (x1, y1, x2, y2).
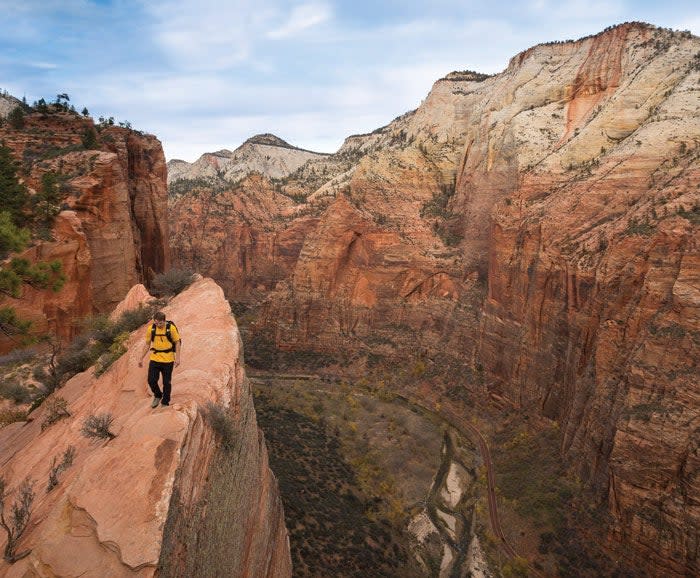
(138, 311, 181, 407)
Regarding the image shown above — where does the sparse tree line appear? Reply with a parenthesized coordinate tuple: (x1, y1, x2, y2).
(0, 91, 136, 133)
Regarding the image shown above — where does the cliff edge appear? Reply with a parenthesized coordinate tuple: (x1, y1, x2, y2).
(0, 277, 291, 577)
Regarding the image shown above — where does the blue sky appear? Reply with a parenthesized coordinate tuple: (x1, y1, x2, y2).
(1, 1, 698, 162)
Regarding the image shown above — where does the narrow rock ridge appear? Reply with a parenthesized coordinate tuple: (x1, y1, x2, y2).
(0, 278, 291, 578)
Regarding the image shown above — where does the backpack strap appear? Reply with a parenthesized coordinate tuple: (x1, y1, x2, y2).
(150, 321, 177, 353)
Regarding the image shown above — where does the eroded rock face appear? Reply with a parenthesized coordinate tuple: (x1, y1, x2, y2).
(170, 23, 699, 575)
(0, 278, 291, 578)
(473, 24, 699, 575)
(0, 113, 168, 346)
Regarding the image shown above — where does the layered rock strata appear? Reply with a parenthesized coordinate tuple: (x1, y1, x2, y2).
(0, 112, 168, 344)
(170, 23, 699, 575)
(0, 278, 291, 577)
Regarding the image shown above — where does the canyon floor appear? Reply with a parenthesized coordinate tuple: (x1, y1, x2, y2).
(250, 371, 634, 577)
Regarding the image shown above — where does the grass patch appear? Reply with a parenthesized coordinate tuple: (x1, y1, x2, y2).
(493, 423, 572, 528)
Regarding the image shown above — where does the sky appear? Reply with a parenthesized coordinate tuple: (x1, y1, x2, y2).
(1, 1, 699, 162)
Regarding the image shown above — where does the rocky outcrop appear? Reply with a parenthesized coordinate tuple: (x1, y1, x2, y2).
(0, 277, 291, 577)
(474, 24, 700, 575)
(0, 111, 168, 345)
(0, 93, 23, 118)
(170, 23, 699, 575)
(167, 133, 328, 186)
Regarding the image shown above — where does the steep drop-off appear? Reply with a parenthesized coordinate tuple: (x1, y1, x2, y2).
(0, 278, 291, 577)
(169, 23, 699, 576)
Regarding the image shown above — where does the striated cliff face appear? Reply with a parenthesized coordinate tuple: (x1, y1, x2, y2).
(473, 24, 700, 575)
(0, 278, 291, 577)
(169, 23, 699, 575)
(0, 111, 168, 344)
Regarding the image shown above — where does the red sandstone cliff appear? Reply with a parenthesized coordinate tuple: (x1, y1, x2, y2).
(169, 23, 698, 575)
(0, 110, 168, 345)
(0, 278, 291, 577)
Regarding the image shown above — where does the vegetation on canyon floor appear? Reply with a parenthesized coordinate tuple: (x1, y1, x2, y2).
(242, 324, 644, 578)
(253, 379, 435, 577)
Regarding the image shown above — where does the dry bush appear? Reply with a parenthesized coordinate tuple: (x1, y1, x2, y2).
(0, 477, 35, 562)
(40, 397, 70, 431)
(46, 446, 76, 492)
(203, 402, 238, 452)
(0, 409, 26, 427)
(0, 379, 31, 404)
(80, 413, 116, 440)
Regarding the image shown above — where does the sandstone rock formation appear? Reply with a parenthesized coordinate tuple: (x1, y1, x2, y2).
(170, 23, 699, 576)
(0, 110, 168, 345)
(167, 133, 328, 187)
(0, 93, 23, 118)
(0, 278, 291, 577)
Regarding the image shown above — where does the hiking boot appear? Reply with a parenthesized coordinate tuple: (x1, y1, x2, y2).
(151, 397, 161, 408)
(160, 401, 169, 407)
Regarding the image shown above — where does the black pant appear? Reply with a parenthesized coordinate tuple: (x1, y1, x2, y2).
(148, 361, 174, 404)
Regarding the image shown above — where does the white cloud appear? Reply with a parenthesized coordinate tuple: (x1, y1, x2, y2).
(267, 2, 332, 39)
(143, 0, 272, 69)
(28, 61, 58, 70)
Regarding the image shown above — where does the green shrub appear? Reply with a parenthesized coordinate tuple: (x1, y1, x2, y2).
(54, 305, 156, 385)
(151, 269, 196, 297)
(117, 305, 155, 332)
(95, 332, 130, 376)
(7, 107, 25, 130)
(54, 333, 97, 380)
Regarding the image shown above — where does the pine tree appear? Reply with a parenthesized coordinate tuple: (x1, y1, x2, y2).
(0, 145, 28, 226)
(35, 172, 62, 230)
(7, 107, 24, 129)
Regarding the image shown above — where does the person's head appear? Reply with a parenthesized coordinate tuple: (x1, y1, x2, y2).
(153, 311, 166, 326)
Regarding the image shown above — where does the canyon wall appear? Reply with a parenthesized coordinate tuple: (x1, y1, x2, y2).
(169, 23, 698, 575)
(0, 278, 291, 577)
(0, 110, 168, 344)
(474, 25, 700, 575)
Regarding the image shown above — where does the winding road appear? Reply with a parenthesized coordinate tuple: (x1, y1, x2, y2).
(400, 392, 545, 577)
(249, 371, 540, 575)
